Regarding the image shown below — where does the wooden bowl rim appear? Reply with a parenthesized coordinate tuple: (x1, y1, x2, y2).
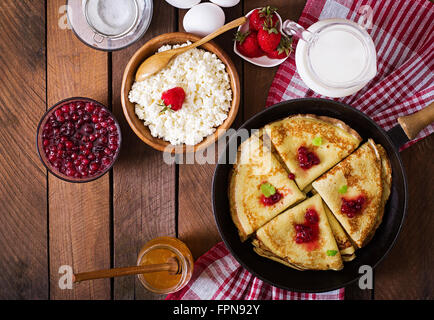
(121, 32, 241, 154)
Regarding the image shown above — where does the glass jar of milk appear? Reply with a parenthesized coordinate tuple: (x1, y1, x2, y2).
(283, 19, 377, 98)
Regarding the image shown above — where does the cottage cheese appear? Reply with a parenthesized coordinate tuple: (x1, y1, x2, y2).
(129, 42, 232, 146)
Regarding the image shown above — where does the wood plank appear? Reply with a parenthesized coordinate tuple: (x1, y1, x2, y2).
(0, 0, 48, 299)
(177, 3, 244, 259)
(374, 134, 434, 300)
(111, 0, 177, 300)
(47, 0, 110, 299)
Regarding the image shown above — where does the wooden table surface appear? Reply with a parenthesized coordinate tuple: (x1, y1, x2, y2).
(0, 0, 432, 300)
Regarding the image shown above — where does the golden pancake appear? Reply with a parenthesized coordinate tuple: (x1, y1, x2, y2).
(253, 194, 343, 271)
(229, 133, 305, 241)
(309, 187, 355, 259)
(363, 144, 392, 244)
(323, 203, 356, 261)
(312, 139, 383, 248)
(264, 115, 362, 190)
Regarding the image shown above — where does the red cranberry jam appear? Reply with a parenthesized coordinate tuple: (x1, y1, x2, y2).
(304, 208, 319, 224)
(297, 146, 320, 169)
(40, 100, 120, 180)
(260, 191, 282, 206)
(341, 195, 366, 218)
(295, 208, 319, 244)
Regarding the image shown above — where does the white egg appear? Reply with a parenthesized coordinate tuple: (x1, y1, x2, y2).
(210, 0, 240, 7)
(165, 0, 201, 9)
(183, 3, 225, 37)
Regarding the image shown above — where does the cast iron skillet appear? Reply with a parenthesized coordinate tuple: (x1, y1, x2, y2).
(212, 98, 433, 292)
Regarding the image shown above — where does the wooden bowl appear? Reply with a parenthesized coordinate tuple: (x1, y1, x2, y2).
(121, 32, 240, 153)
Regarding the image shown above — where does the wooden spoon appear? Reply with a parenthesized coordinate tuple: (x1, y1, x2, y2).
(135, 16, 248, 82)
(73, 257, 180, 283)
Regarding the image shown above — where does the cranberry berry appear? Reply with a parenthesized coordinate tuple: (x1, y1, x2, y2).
(305, 208, 319, 224)
(341, 195, 366, 218)
(260, 182, 283, 206)
(294, 207, 320, 244)
(295, 224, 314, 244)
(297, 146, 320, 169)
(260, 191, 282, 206)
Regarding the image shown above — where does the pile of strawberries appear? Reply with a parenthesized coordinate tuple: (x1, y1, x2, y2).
(235, 6, 292, 59)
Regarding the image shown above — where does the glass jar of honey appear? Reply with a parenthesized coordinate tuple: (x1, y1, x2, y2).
(136, 237, 194, 294)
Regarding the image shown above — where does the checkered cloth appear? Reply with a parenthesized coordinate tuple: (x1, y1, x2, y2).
(166, 242, 344, 300)
(167, 0, 433, 301)
(267, 0, 434, 150)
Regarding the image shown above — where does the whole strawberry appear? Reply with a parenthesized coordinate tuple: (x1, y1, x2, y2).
(267, 35, 293, 59)
(249, 6, 278, 31)
(235, 31, 264, 58)
(257, 19, 282, 53)
(159, 87, 185, 114)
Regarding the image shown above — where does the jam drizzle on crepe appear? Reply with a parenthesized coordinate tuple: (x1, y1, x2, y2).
(341, 195, 366, 218)
(294, 207, 320, 250)
(297, 146, 320, 169)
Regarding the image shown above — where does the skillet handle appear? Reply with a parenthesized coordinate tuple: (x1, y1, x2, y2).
(397, 101, 434, 140)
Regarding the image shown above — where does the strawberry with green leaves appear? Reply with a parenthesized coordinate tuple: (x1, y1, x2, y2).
(257, 19, 282, 53)
(266, 35, 293, 59)
(235, 30, 264, 58)
(249, 6, 279, 31)
(159, 87, 185, 115)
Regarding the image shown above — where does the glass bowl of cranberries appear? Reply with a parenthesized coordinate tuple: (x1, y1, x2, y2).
(36, 97, 122, 183)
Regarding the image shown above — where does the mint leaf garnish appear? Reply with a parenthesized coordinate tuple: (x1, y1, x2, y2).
(260, 182, 276, 197)
(312, 136, 323, 146)
(338, 185, 348, 194)
(327, 250, 338, 256)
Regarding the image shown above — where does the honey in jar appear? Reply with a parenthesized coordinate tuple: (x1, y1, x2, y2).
(136, 237, 194, 294)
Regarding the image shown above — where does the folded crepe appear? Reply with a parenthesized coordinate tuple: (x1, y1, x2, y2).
(363, 144, 392, 244)
(312, 139, 385, 248)
(264, 114, 362, 190)
(376, 144, 392, 228)
(252, 194, 344, 271)
(310, 184, 356, 260)
(323, 204, 356, 262)
(229, 132, 305, 241)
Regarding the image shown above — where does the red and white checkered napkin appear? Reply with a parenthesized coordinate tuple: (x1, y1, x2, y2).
(267, 0, 434, 150)
(168, 0, 434, 301)
(166, 242, 344, 300)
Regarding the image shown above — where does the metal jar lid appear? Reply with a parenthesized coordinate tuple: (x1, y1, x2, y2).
(67, 0, 153, 51)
